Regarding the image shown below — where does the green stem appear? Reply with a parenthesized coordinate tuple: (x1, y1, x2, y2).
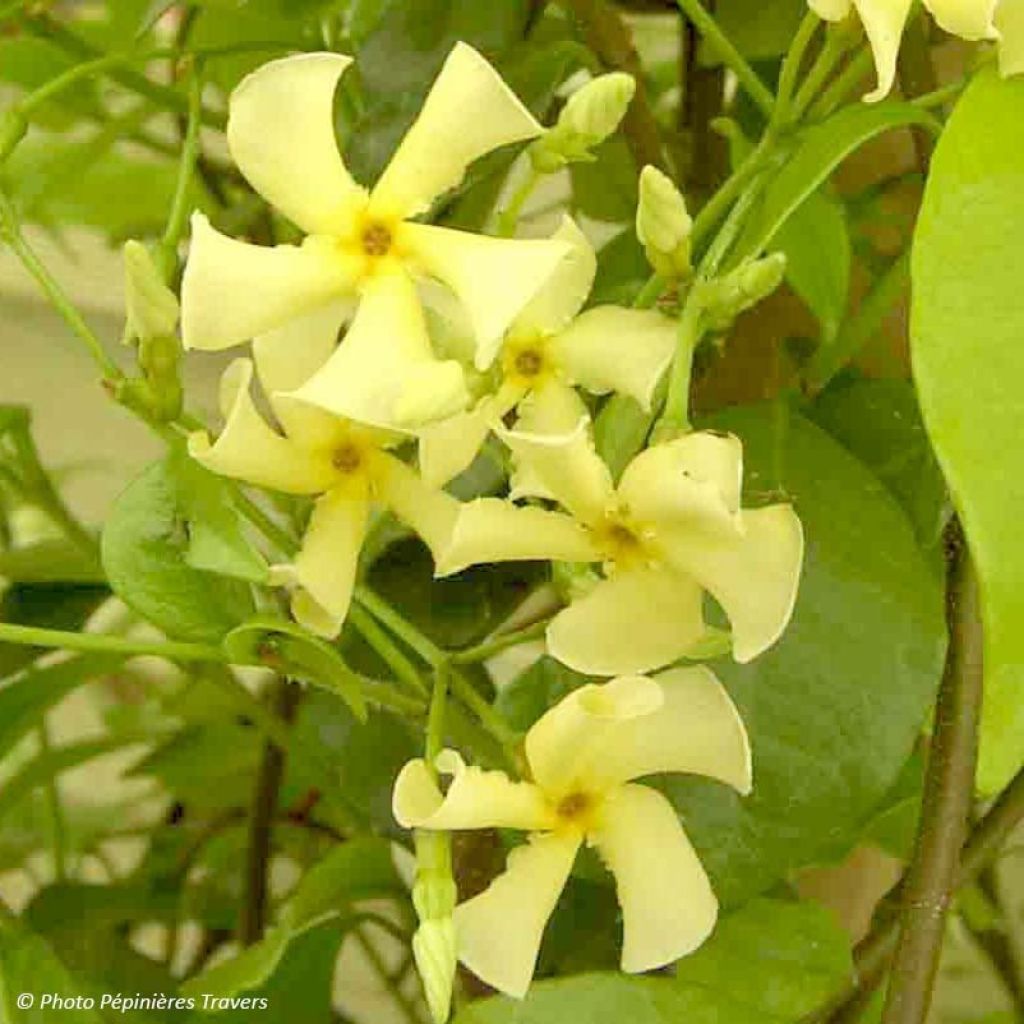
(790, 24, 856, 121)
(158, 62, 204, 282)
(911, 78, 967, 110)
(809, 47, 873, 119)
(653, 291, 705, 439)
(0, 621, 232, 664)
(426, 664, 449, 764)
(674, 0, 775, 118)
(232, 489, 299, 559)
(0, 191, 122, 382)
(452, 619, 550, 665)
(349, 605, 429, 697)
(771, 11, 820, 129)
(633, 273, 667, 309)
(496, 167, 541, 237)
(37, 720, 67, 883)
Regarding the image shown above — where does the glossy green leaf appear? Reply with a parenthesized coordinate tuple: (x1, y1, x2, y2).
(912, 67, 1024, 793)
(101, 460, 255, 642)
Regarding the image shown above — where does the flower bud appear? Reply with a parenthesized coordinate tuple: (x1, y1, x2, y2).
(123, 240, 179, 343)
(702, 252, 787, 330)
(411, 830, 457, 1023)
(529, 72, 636, 173)
(0, 109, 28, 165)
(636, 166, 693, 278)
(413, 918, 457, 1024)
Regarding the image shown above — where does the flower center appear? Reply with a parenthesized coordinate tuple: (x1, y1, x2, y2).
(513, 348, 545, 378)
(556, 791, 591, 823)
(331, 442, 363, 474)
(361, 222, 392, 257)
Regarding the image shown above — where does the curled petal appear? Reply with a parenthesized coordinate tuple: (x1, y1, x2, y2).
(404, 223, 570, 370)
(552, 306, 675, 410)
(851, 0, 914, 102)
(228, 52, 367, 235)
(393, 752, 555, 832)
(289, 270, 467, 431)
(617, 432, 744, 531)
(454, 831, 581, 999)
(925, 0, 998, 39)
(187, 358, 333, 494)
(280, 482, 369, 638)
(511, 216, 597, 336)
(373, 452, 459, 561)
(546, 564, 706, 676)
(371, 42, 541, 219)
(181, 214, 357, 351)
(591, 784, 717, 973)
(659, 505, 804, 663)
(435, 498, 600, 577)
(996, 0, 1024, 76)
(524, 675, 664, 797)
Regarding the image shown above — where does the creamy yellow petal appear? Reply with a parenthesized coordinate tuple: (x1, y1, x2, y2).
(181, 214, 357, 351)
(808, 0, 854, 19)
(659, 505, 804, 663)
(499, 413, 614, 524)
(417, 401, 496, 489)
(187, 358, 333, 494)
(373, 452, 459, 560)
(435, 498, 600, 577)
(591, 784, 717, 973)
(851, 0, 914, 101)
(228, 53, 367, 235)
(393, 752, 555, 832)
(584, 666, 751, 793)
(454, 831, 581, 999)
(404, 223, 570, 370)
(370, 42, 542, 219)
(288, 270, 467, 432)
(996, 0, 1024, 76)
(617, 432, 743, 530)
(925, 0, 998, 38)
(282, 482, 369, 637)
(524, 675, 664, 797)
(511, 216, 597, 335)
(551, 306, 675, 410)
(546, 564, 706, 676)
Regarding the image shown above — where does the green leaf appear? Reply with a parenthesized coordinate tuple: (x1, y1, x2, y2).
(0, 539, 104, 584)
(707, 0, 806, 62)
(101, 460, 255, 642)
(662, 404, 944, 905)
(738, 102, 938, 259)
(166, 449, 268, 584)
(911, 67, 1024, 794)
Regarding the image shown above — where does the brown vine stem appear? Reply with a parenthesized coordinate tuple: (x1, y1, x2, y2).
(559, 0, 668, 172)
(238, 678, 302, 946)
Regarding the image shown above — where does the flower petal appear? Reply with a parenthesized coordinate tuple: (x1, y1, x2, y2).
(925, 0, 998, 39)
(808, 0, 854, 19)
(373, 452, 459, 560)
(393, 752, 555, 832)
(181, 213, 357, 351)
(417, 405, 493, 488)
(227, 53, 367, 235)
(591, 784, 717, 973)
(551, 306, 675, 410)
(659, 505, 804, 663)
(282, 482, 369, 637)
(187, 358, 333, 494)
(524, 675, 664, 797)
(435, 498, 600, 577)
(289, 270, 468, 431)
(617, 432, 743, 530)
(454, 831, 582, 999)
(546, 564, 705, 676)
(370, 42, 541, 219)
(404, 222, 570, 369)
(996, 0, 1024, 76)
(511, 216, 597, 335)
(499, 411, 614, 524)
(851, 0, 914, 102)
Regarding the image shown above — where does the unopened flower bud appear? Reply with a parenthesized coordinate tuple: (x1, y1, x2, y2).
(636, 166, 693, 278)
(529, 73, 636, 173)
(411, 830, 456, 1023)
(123, 240, 179, 343)
(0, 109, 28, 165)
(702, 252, 787, 330)
(413, 918, 457, 1024)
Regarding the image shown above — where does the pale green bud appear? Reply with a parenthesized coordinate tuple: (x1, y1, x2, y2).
(702, 253, 787, 330)
(413, 918, 457, 1024)
(636, 165, 693, 278)
(123, 240, 179, 343)
(529, 72, 636, 173)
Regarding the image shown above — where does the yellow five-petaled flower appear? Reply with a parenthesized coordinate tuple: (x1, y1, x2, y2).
(181, 43, 570, 432)
(394, 669, 751, 998)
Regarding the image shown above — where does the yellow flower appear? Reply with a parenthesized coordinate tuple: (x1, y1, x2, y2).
(436, 420, 803, 675)
(417, 216, 676, 487)
(188, 309, 457, 637)
(393, 669, 752, 998)
(809, 0, 1021, 100)
(181, 44, 570, 431)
